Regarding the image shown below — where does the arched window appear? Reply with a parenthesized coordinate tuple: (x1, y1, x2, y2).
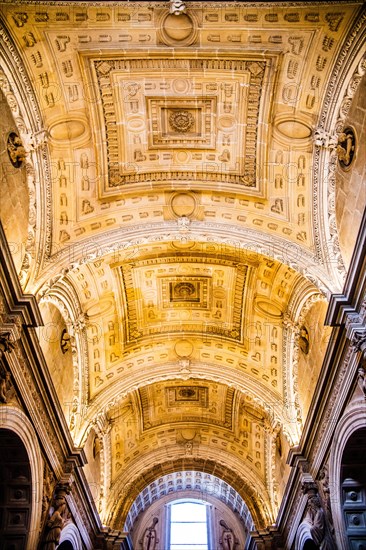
(168, 500, 210, 550)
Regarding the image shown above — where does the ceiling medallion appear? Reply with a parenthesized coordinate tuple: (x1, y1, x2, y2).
(158, 9, 198, 47)
(169, 110, 195, 133)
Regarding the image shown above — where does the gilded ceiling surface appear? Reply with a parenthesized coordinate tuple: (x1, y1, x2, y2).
(0, 0, 365, 536)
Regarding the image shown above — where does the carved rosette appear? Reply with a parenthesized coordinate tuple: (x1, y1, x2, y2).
(169, 110, 195, 133)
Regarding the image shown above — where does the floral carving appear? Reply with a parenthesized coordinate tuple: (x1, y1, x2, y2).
(169, 110, 195, 133)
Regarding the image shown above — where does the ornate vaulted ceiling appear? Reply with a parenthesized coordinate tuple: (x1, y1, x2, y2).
(0, 0, 365, 536)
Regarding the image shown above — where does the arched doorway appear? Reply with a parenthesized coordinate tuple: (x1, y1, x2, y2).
(58, 523, 83, 550)
(341, 427, 366, 548)
(0, 429, 32, 549)
(57, 542, 74, 550)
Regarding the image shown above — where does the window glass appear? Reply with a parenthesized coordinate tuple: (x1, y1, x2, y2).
(170, 501, 208, 550)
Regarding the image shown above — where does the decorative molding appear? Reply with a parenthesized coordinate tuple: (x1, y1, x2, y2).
(36, 221, 335, 296)
(0, 20, 53, 283)
(169, 0, 186, 16)
(108, 452, 273, 530)
(92, 56, 268, 192)
(313, 6, 366, 287)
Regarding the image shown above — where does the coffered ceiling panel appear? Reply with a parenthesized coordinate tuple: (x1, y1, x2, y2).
(138, 381, 235, 430)
(85, 54, 271, 195)
(115, 255, 250, 343)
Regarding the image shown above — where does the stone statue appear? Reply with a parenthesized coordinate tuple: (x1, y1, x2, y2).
(43, 485, 70, 549)
(40, 465, 55, 533)
(303, 495, 325, 546)
(296, 490, 334, 550)
(336, 130, 355, 166)
(0, 362, 11, 403)
(6, 132, 26, 168)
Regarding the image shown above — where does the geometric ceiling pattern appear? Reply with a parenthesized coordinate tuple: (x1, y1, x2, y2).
(1, 0, 364, 537)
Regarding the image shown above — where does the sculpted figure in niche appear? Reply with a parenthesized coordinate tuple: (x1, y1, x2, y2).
(219, 519, 239, 550)
(6, 132, 26, 168)
(140, 517, 159, 550)
(337, 128, 355, 167)
(43, 485, 70, 550)
(299, 326, 310, 355)
(304, 495, 325, 546)
(60, 329, 71, 354)
(296, 493, 335, 550)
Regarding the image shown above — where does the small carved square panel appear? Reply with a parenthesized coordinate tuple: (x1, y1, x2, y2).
(160, 276, 210, 309)
(166, 386, 209, 407)
(170, 281, 200, 303)
(163, 108, 201, 136)
(147, 97, 216, 149)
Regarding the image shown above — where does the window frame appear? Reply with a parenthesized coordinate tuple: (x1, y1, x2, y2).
(165, 499, 213, 550)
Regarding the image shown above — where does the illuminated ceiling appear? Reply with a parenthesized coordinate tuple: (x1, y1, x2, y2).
(1, 0, 364, 535)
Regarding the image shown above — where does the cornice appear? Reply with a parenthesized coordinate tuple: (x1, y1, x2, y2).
(326, 207, 366, 326)
(0, 222, 42, 327)
(0, 1, 361, 6)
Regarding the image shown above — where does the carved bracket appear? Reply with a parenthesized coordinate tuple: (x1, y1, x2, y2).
(358, 367, 366, 399)
(169, 0, 186, 15)
(0, 331, 16, 356)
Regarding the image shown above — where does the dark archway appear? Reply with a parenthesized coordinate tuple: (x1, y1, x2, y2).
(0, 429, 32, 550)
(58, 541, 74, 550)
(303, 540, 318, 549)
(341, 427, 366, 547)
